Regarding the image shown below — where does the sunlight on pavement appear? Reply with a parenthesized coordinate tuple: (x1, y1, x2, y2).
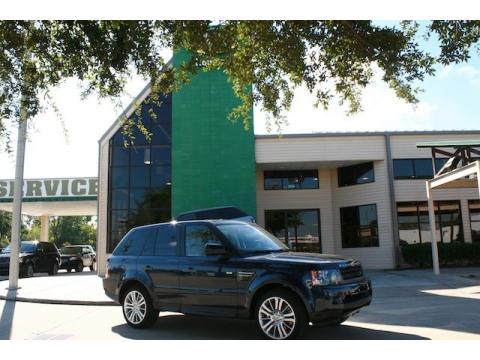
(346, 320, 480, 340)
(420, 286, 480, 300)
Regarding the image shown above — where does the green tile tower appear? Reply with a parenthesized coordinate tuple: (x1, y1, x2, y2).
(171, 50, 257, 218)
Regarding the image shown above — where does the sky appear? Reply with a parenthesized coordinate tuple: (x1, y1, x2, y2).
(1, 24, 480, 180)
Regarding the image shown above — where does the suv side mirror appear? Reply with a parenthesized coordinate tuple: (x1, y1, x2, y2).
(205, 242, 227, 256)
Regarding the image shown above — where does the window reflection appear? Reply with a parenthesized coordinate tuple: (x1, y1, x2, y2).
(265, 209, 321, 253)
(264, 170, 319, 190)
(340, 204, 379, 248)
(397, 201, 464, 245)
(107, 93, 172, 253)
(337, 162, 375, 187)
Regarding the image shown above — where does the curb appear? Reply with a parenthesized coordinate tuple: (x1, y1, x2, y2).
(0, 295, 117, 306)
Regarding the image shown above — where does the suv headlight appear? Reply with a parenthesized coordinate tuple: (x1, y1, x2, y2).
(310, 270, 343, 286)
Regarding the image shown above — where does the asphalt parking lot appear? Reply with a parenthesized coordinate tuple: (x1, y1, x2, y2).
(1, 268, 479, 339)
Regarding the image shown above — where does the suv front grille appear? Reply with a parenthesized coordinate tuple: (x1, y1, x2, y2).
(340, 264, 363, 280)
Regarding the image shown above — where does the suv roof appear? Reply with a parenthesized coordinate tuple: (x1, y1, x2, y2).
(176, 206, 250, 221)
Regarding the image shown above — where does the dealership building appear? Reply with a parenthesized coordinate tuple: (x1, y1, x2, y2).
(95, 52, 480, 275)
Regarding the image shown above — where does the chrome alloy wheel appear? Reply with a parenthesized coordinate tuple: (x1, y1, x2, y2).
(123, 290, 147, 325)
(258, 296, 296, 339)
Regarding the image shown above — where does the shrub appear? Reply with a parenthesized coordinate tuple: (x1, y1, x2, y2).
(401, 242, 480, 268)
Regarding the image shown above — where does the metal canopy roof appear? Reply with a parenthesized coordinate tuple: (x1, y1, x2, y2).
(416, 140, 480, 148)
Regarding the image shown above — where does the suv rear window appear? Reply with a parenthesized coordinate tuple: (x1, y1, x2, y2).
(113, 226, 157, 256)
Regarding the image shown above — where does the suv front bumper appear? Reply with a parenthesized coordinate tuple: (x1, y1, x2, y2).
(309, 278, 372, 323)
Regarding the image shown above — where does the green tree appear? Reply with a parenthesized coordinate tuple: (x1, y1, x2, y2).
(0, 211, 12, 248)
(49, 216, 97, 249)
(1, 20, 480, 146)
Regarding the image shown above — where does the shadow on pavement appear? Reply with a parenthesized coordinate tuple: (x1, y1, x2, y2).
(0, 289, 17, 340)
(111, 314, 428, 340)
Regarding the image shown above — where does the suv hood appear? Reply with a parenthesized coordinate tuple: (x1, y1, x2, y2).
(244, 251, 356, 267)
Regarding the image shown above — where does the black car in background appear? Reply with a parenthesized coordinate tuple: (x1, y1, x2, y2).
(104, 220, 372, 339)
(175, 206, 255, 223)
(59, 245, 96, 272)
(0, 241, 61, 277)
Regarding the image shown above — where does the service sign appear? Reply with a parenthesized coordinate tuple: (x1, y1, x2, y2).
(0, 178, 98, 201)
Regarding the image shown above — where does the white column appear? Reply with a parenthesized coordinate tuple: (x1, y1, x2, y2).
(477, 162, 480, 205)
(40, 215, 49, 241)
(426, 181, 440, 275)
(8, 119, 27, 293)
(460, 199, 472, 243)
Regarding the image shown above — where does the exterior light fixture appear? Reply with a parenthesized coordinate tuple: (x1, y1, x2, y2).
(144, 148, 151, 165)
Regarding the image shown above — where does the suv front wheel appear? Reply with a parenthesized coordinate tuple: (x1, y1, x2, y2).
(122, 285, 158, 329)
(255, 289, 307, 340)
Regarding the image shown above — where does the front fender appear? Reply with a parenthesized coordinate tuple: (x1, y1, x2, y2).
(245, 270, 314, 316)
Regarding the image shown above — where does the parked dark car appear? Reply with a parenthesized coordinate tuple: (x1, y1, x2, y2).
(59, 245, 96, 272)
(175, 206, 255, 223)
(0, 241, 61, 277)
(104, 220, 372, 339)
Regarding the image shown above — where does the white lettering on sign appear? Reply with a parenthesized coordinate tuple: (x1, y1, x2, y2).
(0, 178, 98, 200)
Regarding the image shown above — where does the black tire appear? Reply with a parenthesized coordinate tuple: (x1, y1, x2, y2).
(67, 268, 72, 273)
(89, 261, 96, 272)
(49, 262, 58, 276)
(255, 288, 308, 340)
(22, 263, 34, 278)
(121, 285, 158, 329)
(75, 262, 83, 272)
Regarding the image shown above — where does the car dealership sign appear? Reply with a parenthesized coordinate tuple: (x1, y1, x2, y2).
(0, 177, 98, 201)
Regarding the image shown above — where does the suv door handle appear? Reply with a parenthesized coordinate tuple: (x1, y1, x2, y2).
(145, 265, 152, 271)
(186, 267, 196, 273)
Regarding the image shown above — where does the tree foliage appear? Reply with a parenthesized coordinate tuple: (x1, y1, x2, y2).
(1, 20, 480, 146)
(49, 216, 97, 249)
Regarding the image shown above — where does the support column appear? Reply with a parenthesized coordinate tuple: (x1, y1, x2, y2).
(460, 199, 472, 243)
(40, 215, 49, 242)
(426, 181, 440, 275)
(8, 118, 27, 293)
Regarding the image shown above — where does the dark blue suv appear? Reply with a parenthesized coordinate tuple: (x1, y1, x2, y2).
(103, 220, 372, 339)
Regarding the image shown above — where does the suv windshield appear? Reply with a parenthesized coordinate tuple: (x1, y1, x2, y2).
(217, 223, 288, 254)
(2, 242, 36, 254)
(60, 247, 83, 255)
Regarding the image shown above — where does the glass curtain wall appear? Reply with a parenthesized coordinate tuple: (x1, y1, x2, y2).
(107, 94, 172, 253)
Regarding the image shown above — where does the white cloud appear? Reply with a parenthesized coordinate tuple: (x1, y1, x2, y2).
(456, 65, 480, 86)
(254, 69, 437, 134)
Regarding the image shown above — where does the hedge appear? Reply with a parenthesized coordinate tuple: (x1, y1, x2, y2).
(401, 242, 480, 268)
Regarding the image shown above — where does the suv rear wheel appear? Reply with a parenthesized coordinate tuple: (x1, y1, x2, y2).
(122, 285, 158, 329)
(255, 289, 307, 340)
(49, 262, 58, 276)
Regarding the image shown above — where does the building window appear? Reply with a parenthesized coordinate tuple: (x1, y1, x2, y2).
(469, 200, 480, 242)
(337, 162, 374, 187)
(264, 209, 321, 252)
(393, 158, 448, 180)
(264, 170, 319, 190)
(107, 94, 172, 253)
(397, 201, 464, 245)
(340, 204, 379, 248)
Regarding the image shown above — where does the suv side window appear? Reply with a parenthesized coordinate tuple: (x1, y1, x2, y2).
(184, 224, 222, 257)
(140, 227, 158, 256)
(45, 243, 57, 253)
(114, 227, 155, 256)
(156, 224, 177, 256)
(36, 243, 46, 253)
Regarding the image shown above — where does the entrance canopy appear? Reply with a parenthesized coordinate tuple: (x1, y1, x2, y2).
(0, 177, 97, 216)
(417, 140, 480, 275)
